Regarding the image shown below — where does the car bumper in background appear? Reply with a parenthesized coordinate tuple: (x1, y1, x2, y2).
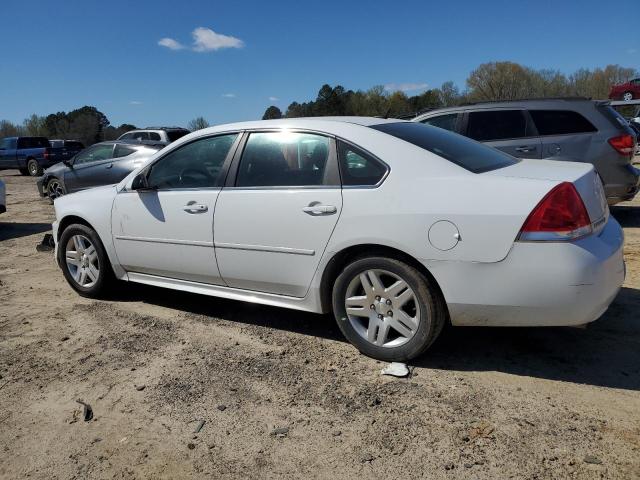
(427, 216, 625, 327)
(605, 164, 640, 204)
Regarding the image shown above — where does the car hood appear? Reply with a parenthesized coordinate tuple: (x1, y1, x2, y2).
(44, 162, 69, 176)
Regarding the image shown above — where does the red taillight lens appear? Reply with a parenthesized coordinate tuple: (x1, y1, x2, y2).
(43, 149, 49, 159)
(519, 182, 592, 241)
(608, 134, 636, 157)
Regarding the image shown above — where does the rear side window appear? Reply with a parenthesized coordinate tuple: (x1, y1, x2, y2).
(338, 141, 388, 186)
(420, 113, 458, 132)
(148, 132, 161, 141)
(529, 110, 597, 135)
(371, 122, 518, 174)
(466, 110, 527, 141)
(65, 141, 85, 150)
(114, 145, 136, 158)
(17, 137, 50, 149)
(236, 132, 331, 187)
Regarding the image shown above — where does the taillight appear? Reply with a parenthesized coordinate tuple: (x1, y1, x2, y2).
(608, 134, 636, 157)
(518, 182, 592, 241)
(43, 149, 50, 160)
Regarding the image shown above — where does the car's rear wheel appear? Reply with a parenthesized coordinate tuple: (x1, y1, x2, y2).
(332, 256, 446, 361)
(57, 223, 113, 298)
(27, 158, 42, 176)
(46, 177, 65, 201)
(623, 91, 634, 101)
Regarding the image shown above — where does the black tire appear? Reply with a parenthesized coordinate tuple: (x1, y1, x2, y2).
(27, 158, 42, 177)
(18, 168, 29, 176)
(57, 223, 114, 298)
(46, 177, 66, 202)
(332, 256, 446, 361)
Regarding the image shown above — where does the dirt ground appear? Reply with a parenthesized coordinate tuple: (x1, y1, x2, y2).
(0, 169, 639, 480)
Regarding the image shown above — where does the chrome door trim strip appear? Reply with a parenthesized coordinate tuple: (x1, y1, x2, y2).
(115, 235, 214, 248)
(214, 242, 315, 256)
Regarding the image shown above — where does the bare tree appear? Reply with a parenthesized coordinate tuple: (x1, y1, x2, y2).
(188, 117, 210, 131)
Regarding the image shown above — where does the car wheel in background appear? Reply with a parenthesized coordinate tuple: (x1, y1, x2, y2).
(332, 256, 446, 361)
(57, 223, 113, 298)
(46, 178, 66, 201)
(27, 158, 43, 176)
(623, 92, 634, 101)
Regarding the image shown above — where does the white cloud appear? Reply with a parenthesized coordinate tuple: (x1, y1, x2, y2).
(192, 27, 244, 52)
(384, 82, 429, 93)
(222, 93, 236, 98)
(129, 101, 143, 105)
(627, 48, 637, 55)
(268, 96, 279, 102)
(158, 37, 185, 50)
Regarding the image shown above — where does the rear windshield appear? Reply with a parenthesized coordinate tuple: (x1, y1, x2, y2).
(371, 122, 518, 173)
(167, 129, 190, 142)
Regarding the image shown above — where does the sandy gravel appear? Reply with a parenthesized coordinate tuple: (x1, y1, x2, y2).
(0, 169, 639, 479)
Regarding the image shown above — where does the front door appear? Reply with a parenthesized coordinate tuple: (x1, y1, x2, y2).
(111, 133, 239, 285)
(214, 130, 342, 297)
(64, 144, 116, 191)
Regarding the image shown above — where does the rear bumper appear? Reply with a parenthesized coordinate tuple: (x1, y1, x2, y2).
(605, 164, 640, 204)
(427, 216, 625, 327)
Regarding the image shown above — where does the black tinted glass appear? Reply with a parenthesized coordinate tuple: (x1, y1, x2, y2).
(114, 145, 136, 158)
(467, 110, 527, 141)
(371, 122, 518, 174)
(421, 113, 458, 132)
(167, 130, 190, 142)
(529, 110, 597, 135)
(17, 137, 50, 149)
(338, 141, 388, 186)
(147, 134, 237, 189)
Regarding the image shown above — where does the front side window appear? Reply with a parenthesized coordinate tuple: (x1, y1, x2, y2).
(148, 132, 161, 141)
(0, 138, 13, 150)
(73, 144, 114, 165)
(467, 110, 528, 141)
(133, 132, 149, 141)
(120, 133, 133, 140)
(371, 122, 518, 174)
(236, 132, 330, 187)
(529, 110, 597, 135)
(147, 134, 237, 189)
(421, 113, 458, 132)
(338, 141, 388, 186)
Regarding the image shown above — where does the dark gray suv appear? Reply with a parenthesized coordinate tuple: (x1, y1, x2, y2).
(413, 99, 639, 204)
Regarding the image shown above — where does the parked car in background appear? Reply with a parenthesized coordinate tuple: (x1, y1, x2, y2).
(117, 127, 190, 145)
(413, 99, 639, 204)
(49, 139, 85, 150)
(609, 78, 640, 101)
(37, 141, 161, 200)
(0, 179, 5, 214)
(52, 118, 624, 361)
(0, 136, 83, 176)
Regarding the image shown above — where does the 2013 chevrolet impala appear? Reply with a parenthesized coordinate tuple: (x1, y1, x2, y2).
(52, 118, 625, 361)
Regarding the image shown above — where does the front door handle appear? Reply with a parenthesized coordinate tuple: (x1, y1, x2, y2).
(105, 163, 113, 169)
(302, 204, 337, 216)
(515, 146, 536, 153)
(183, 203, 208, 213)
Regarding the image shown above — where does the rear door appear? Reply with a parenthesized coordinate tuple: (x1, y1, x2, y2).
(214, 130, 342, 297)
(463, 109, 542, 159)
(527, 109, 598, 160)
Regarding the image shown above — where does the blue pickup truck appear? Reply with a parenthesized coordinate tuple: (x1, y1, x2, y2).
(0, 136, 83, 176)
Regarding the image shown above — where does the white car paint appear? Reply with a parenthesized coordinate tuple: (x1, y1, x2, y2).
(52, 117, 624, 327)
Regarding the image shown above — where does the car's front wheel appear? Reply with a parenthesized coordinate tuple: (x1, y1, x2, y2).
(57, 223, 113, 298)
(332, 256, 446, 361)
(46, 177, 66, 201)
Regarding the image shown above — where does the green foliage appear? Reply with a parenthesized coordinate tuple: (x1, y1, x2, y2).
(262, 106, 283, 120)
(187, 116, 210, 131)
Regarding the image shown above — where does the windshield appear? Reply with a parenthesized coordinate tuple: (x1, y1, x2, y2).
(370, 122, 519, 173)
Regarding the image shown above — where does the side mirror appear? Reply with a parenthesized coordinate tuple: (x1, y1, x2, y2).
(131, 171, 155, 191)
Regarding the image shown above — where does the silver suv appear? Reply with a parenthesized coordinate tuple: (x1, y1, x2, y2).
(117, 127, 190, 145)
(413, 99, 639, 204)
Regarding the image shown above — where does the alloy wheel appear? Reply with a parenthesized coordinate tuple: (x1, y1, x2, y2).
(28, 161, 38, 176)
(344, 269, 421, 348)
(623, 92, 633, 101)
(48, 179, 64, 200)
(65, 234, 100, 288)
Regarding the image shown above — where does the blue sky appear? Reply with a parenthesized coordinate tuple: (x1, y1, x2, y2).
(1, 0, 638, 128)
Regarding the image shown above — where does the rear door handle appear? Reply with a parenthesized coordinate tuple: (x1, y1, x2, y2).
(183, 203, 208, 213)
(302, 204, 337, 215)
(515, 146, 536, 153)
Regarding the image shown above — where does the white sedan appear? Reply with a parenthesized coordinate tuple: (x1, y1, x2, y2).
(51, 118, 625, 360)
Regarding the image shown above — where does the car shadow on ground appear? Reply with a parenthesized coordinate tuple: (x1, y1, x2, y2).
(112, 283, 640, 391)
(610, 205, 639, 228)
(0, 222, 51, 241)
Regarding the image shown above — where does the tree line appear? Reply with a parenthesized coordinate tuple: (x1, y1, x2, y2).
(263, 62, 639, 119)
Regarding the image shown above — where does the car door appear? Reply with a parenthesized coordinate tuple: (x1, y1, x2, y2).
(111, 133, 240, 285)
(214, 130, 343, 297)
(463, 109, 541, 159)
(0, 138, 16, 168)
(64, 144, 116, 192)
(527, 109, 598, 160)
